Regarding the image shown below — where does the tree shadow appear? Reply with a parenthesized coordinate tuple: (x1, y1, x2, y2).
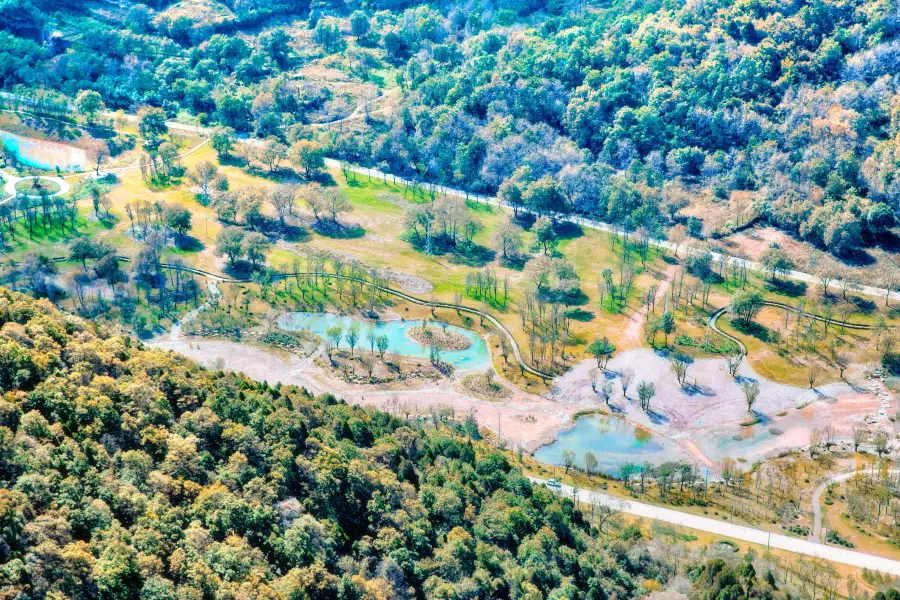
(312, 171, 337, 186)
(498, 254, 527, 270)
(85, 124, 117, 140)
(554, 221, 583, 241)
(218, 155, 246, 168)
(313, 220, 365, 239)
(221, 260, 255, 279)
(538, 287, 590, 307)
(515, 213, 536, 229)
(871, 230, 900, 253)
(448, 244, 495, 268)
(565, 308, 595, 322)
(646, 409, 669, 425)
(835, 247, 876, 267)
(751, 410, 772, 426)
(175, 235, 205, 253)
(851, 296, 876, 313)
(681, 383, 716, 397)
(281, 224, 310, 243)
(730, 319, 772, 343)
(765, 278, 807, 297)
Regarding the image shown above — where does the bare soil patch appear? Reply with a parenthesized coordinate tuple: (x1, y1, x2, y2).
(407, 324, 471, 351)
(460, 372, 514, 401)
(552, 349, 890, 465)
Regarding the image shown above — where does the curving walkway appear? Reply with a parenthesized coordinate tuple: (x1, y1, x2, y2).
(708, 300, 895, 356)
(0, 168, 70, 204)
(327, 159, 900, 303)
(113, 258, 552, 379)
(811, 470, 897, 542)
(4, 89, 899, 302)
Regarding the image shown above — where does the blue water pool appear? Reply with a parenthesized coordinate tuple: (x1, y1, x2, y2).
(0, 130, 87, 171)
(278, 312, 491, 369)
(534, 414, 684, 476)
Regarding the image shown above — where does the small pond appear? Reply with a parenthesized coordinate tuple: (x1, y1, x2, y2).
(885, 376, 900, 392)
(278, 312, 491, 369)
(0, 130, 87, 171)
(699, 425, 781, 462)
(534, 414, 685, 476)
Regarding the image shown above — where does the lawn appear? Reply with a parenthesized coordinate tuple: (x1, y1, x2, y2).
(15, 178, 62, 195)
(79, 136, 900, 387)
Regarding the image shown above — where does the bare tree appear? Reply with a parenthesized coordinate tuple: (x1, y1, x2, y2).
(562, 449, 576, 473)
(725, 352, 742, 377)
(190, 161, 219, 201)
(87, 139, 109, 175)
(584, 452, 598, 476)
(809, 428, 823, 457)
(589, 368, 601, 392)
(740, 380, 760, 413)
(669, 352, 691, 386)
(851, 425, 867, 452)
(270, 184, 298, 227)
(806, 362, 821, 389)
(600, 381, 614, 406)
(833, 352, 850, 379)
(873, 429, 891, 456)
(620, 367, 635, 397)
(592, 498, 622, 535)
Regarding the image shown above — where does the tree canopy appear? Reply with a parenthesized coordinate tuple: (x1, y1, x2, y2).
(0, 287, 657, 600)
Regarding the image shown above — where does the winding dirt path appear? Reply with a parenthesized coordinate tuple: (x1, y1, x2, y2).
(623, 264, 678, 349)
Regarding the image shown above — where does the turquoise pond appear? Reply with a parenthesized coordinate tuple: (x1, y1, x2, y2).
(278, 313, 491, 369)
(0, 130, 87, 171)
(533, 415, 683, 476)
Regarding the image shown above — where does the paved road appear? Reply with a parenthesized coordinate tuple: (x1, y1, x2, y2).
(4, 89, 897, 302)
(329, 160, 900, 303)
(0, 168, 70, 204)
(131, 261, 551, 379)
(530, 477, 900, 574)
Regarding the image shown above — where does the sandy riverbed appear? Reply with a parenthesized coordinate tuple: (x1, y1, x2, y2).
(149, 335, 589, 451)
(150, 329, 895, 466)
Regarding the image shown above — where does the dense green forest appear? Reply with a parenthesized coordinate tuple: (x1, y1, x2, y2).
(4, 0, 900, 257)
(0, 287, 798, 600)
(3, 0, 900, 257)
(0, 288, 620, 599)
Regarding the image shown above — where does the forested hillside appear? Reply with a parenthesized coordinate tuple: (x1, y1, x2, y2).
(2, 0, 899, 256)
(336, 0, 900, 258)
(0, 287, 670, 599)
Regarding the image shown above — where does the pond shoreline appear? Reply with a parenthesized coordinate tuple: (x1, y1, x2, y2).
(277, 311, 491, 370)
(539, 349, 895, 474)
(154, 303, 896, 475)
